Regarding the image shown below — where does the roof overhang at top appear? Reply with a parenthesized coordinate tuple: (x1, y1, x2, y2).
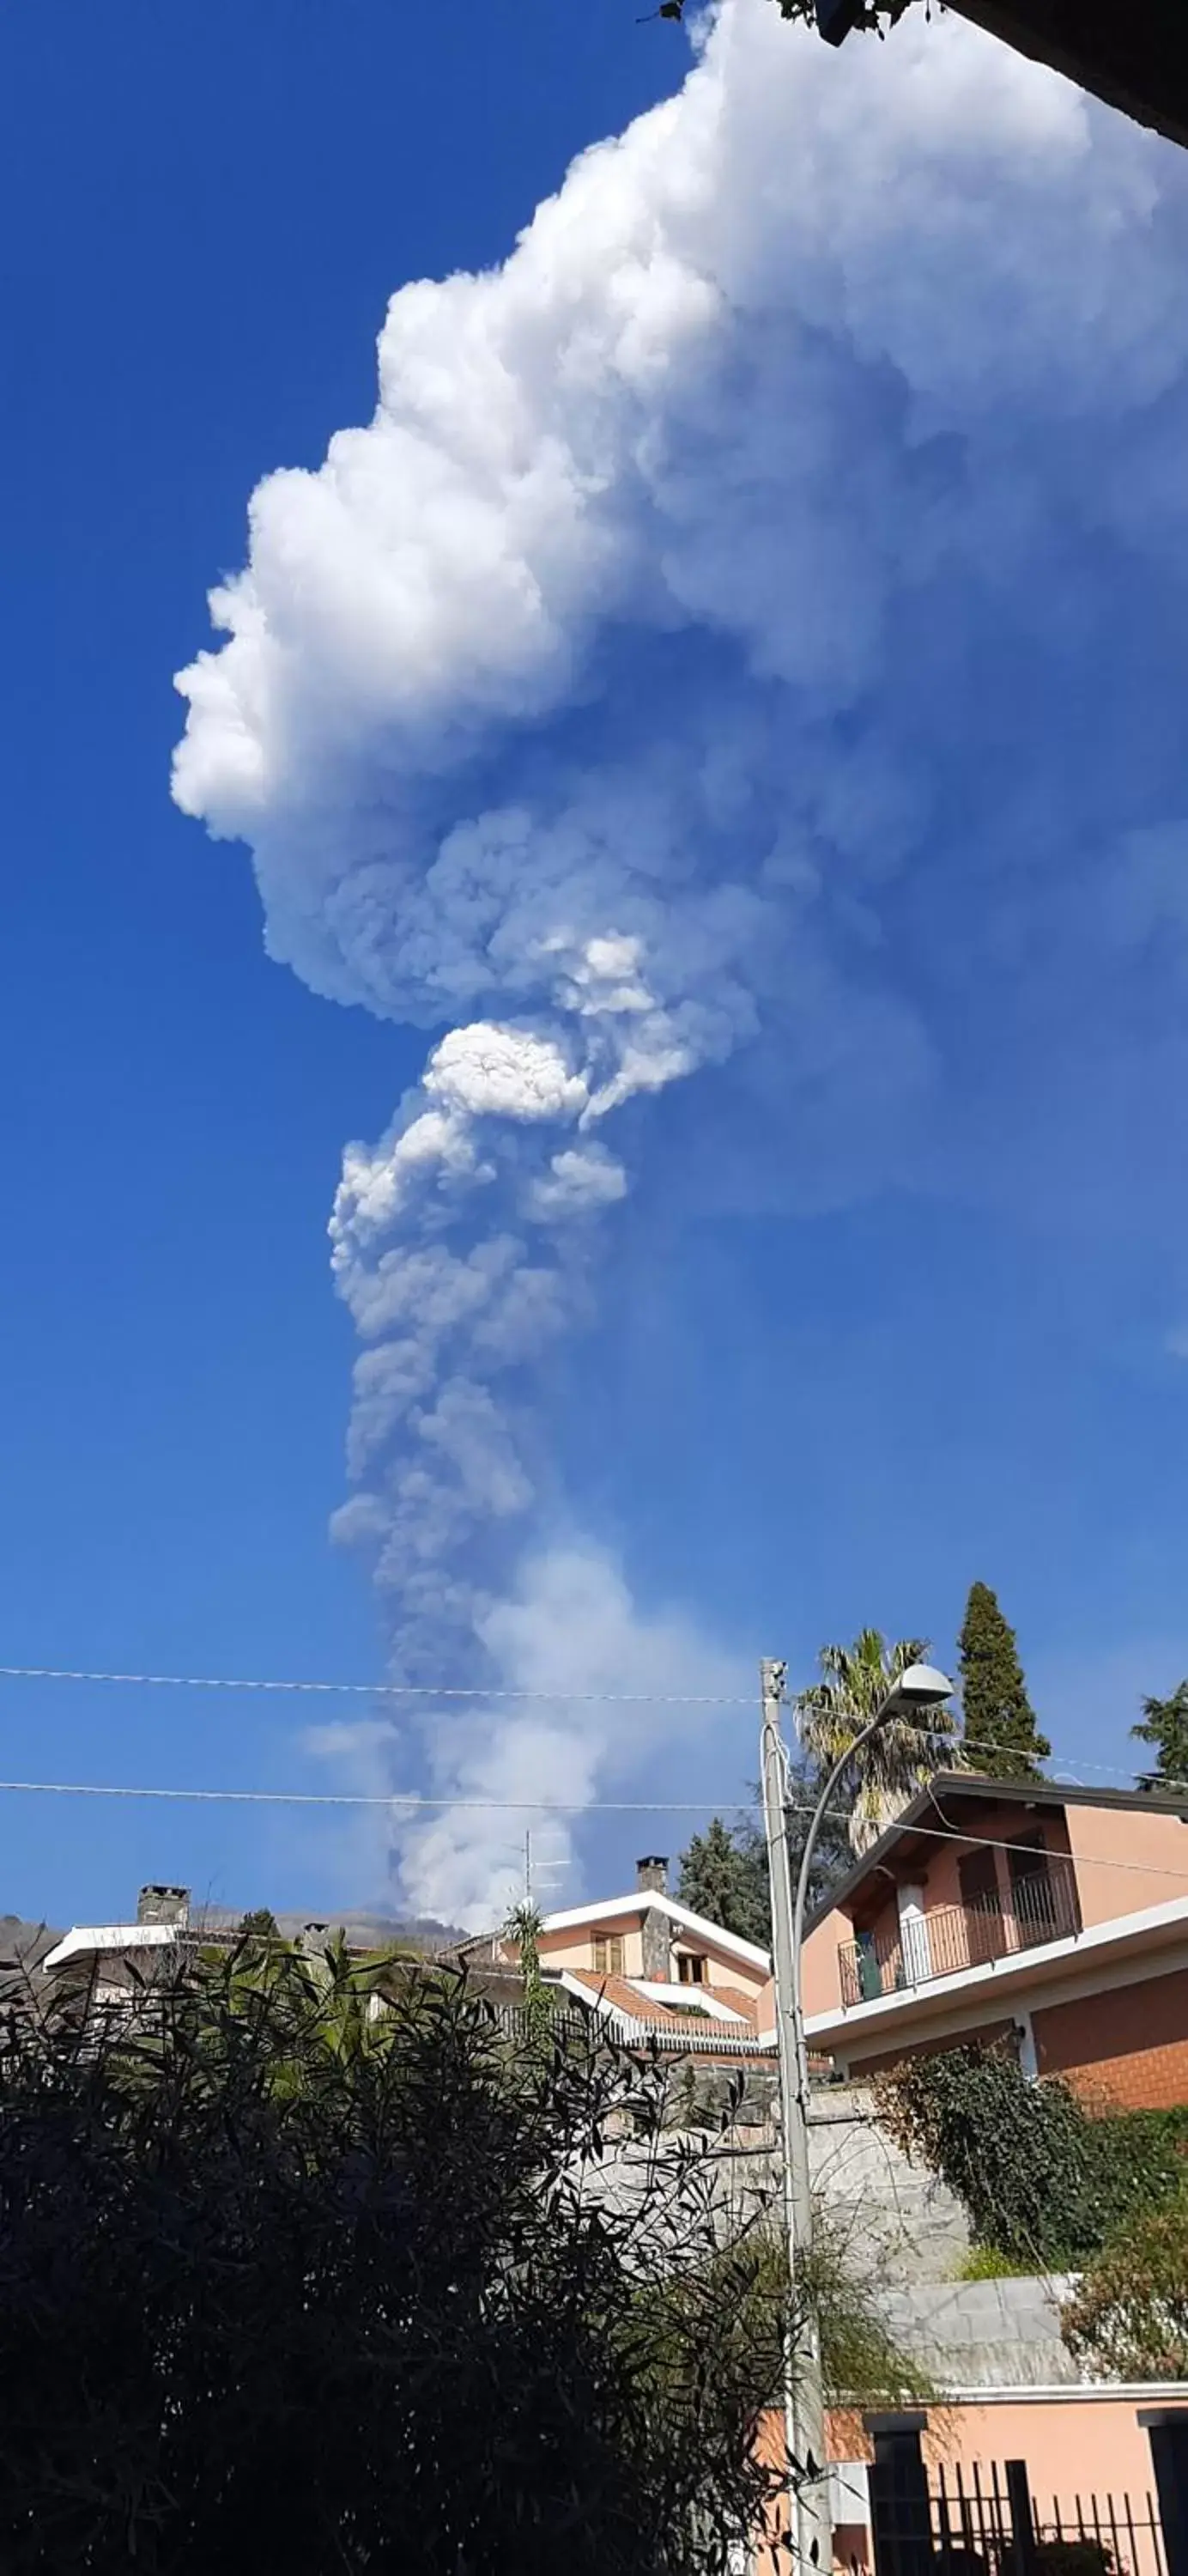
(540, 1889, 771, 1971)
(943, 0, 1188, 160)
(41, 1923, 184, 1972)
(803, 1772, 1188, 1938)
(820, 0, 1188, 160)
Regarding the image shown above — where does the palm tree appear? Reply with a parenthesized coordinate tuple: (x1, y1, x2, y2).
(795, 1628, 959, 1855)
(505, 1900, 554, 2042)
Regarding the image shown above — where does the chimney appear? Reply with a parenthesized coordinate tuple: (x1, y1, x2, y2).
(136, 1884, 190, 1929)
(639, 1905, 671, 1982)
(636, 1855, 669, 1897)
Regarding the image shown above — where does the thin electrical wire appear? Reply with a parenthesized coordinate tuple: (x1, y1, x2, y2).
(0, 1780, 758, 1814)
(0, 1663, 754, 1709)
(768, 1749, 1188, 1884)
(886, 1803, 1188, 1886)
(879, 1808, 1188, 1886)
(0, 1776, 1184, 1889)
(0, 1658, 1146, 1785)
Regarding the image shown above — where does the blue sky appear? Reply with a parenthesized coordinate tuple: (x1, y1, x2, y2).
(3, 0, 1188, 1928)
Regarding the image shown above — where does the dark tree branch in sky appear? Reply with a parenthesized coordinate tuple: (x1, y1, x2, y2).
(1132, 1680, 1188, 1790)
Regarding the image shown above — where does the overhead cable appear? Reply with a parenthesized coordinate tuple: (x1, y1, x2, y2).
(0, 1660, 1144, 1786)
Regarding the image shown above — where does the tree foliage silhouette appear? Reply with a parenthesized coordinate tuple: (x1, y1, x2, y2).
(1132, 1679, 1188, 1789)
(0, 1941, 803, 2575)
(678, 1818, 771, 1947)
(796, 1630, 956, 1852)
(957, 1583, 1049, 1780)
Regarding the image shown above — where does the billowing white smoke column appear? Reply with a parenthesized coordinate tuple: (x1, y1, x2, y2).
(174, 0, 1188, 1920)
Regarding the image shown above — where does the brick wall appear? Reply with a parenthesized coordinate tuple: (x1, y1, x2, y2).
(1033, 1966, 1188, 2110)
(844, 2020, 1016, 2080)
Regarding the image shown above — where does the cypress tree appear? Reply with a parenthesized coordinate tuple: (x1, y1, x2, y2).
(677, 1771, 851, 1952)
(957, 1582, 1050, 1779)
(677, 1818, 769, 1947)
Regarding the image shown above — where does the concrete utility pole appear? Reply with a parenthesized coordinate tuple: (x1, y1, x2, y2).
(760, 1658, 829, 2574)
(761, 1650, 955, 2570)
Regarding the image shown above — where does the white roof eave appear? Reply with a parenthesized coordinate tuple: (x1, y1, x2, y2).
(540, 1889, 771, 1971)
(42, 1923, 184, 1972)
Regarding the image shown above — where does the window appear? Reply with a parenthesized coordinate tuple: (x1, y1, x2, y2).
(958, 1846, 1003, 1966)
(959, 1847, 1001, 1909)
(676, 1953, 707, 1985)
(1008, 1833, 1072, 1945)
(592, 1934, 624, 1977)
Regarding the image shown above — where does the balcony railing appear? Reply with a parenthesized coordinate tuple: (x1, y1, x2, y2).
(838, 1867, 1081, 2008)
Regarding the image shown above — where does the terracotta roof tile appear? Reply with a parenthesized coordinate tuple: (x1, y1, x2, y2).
(565, 1970, 701, 2029)
(711, 1984, 761, 2028)
(565, 1970, 764, 2037)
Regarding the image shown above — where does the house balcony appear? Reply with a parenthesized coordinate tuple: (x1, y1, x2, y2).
(838, 1868, 1082, 2008)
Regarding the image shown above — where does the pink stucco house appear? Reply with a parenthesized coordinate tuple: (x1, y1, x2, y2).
(801, 1772, 1188, 2105)
(463, 1855, 777, 2058)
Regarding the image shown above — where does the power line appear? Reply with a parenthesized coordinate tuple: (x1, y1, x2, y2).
(0, 1776, 1184, 1889)
(892, 1807, 1188, 1886)
(0, 1659, 1146, 1786)
(0, 1663, 754, 1710)
(0, 1778, 761, 1814)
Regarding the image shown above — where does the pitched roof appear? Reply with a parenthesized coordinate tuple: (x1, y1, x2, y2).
(41, 1923, 184, 1971)
(703, 1982, 762, 2029)
(540, 1889, 771, 1970)
(804, 1769, 1188, 1935)
(561, 1967, 775, 2054)
(564, 1970, 709, 2031)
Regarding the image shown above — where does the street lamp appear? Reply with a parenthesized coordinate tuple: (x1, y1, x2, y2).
(760, 1656, 954, 2572)
(790, 1662, 954, 2025)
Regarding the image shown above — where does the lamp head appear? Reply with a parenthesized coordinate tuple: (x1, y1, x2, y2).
(889, 1662, 954, 1710)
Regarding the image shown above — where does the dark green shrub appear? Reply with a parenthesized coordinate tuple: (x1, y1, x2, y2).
(0, 1947, 789, 2575)
(1061, 2184, 1188, 2379)
(1034, 2541, 1115, 2576)
(1082, 2101, 1188, 2243)
(875, 2043, 1188, 2269)
(0, 1943, 924, 2573)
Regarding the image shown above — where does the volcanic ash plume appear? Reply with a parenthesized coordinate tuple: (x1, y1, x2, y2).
(173, 0, 1188, 1917)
